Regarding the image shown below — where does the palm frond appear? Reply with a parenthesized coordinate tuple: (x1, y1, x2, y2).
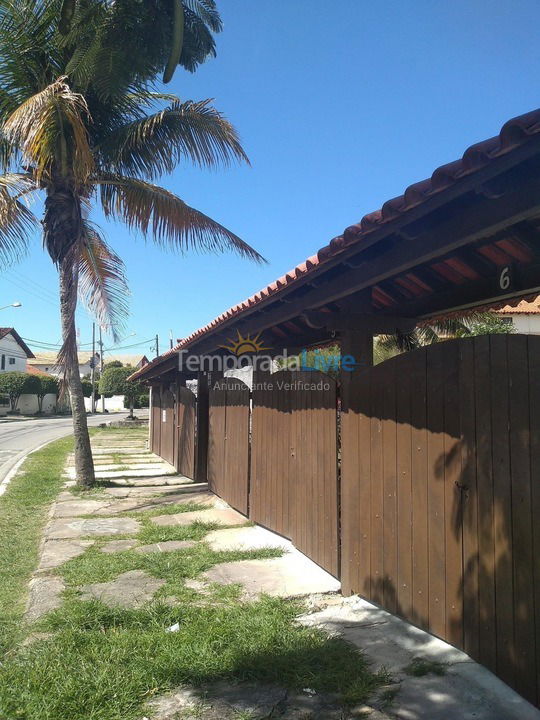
(78, 221, 129, 341)
(97, 174, 265, 263)
(0, 172, 38, 266)
(3, 77, 94, 183)
(98, 99, 249, 178)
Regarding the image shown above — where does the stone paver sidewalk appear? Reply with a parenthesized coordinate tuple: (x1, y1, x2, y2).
(22, 426, 540, 720)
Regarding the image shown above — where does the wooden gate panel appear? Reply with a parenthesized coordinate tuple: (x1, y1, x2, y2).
(208, 377, 250, 514)
(150, 386, 161, 455)
(160, 389, 175, 466)
(251, 370, 338, 576)
(208, 382, 226, 497)
(177, 386, 196, 479)
(341, 334, 540, 707)
(250, 374, 290, 537)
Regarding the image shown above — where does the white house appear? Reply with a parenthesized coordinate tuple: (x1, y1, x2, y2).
(496, 296, 540, 334)
(28, 351, 100, 378)
(0, 327, 34, 372)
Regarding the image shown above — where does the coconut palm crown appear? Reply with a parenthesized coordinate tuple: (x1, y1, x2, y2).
(0, 0, 263, 486)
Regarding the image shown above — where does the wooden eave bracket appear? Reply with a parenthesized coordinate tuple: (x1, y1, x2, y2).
(301, 310, 417, 335)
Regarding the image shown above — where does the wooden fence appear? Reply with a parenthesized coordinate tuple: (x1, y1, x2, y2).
(250, 369, 339, 576)
(149, 384, 196, 479)
(341, 334, 540, 706)
(151, 334, 540, 706)
(208, 377, 250, 514)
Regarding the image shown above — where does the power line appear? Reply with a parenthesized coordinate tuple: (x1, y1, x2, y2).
(103, 338, 154, 351)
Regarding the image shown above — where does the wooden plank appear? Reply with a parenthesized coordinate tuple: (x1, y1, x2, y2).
(474, 336, 496, 672)
(489, 334, 515, 688)
(370, 359, 385, 605)
(443, 340, 463, 648)
(528, 334, 540, 707)
(382, 358, 398, 614)
(426, 343, 446, 639)
(340, 367, 371, 594)
(411, 348, 429, 629)
(459, 337, 479, 660)
(508, 335, 536, 701)
(396, 352, 413, 619)
(195, 372, 209, 484)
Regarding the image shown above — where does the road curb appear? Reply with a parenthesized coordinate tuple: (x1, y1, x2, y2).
(0, 438, 54, 498)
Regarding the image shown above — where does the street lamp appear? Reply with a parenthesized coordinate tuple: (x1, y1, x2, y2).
(0, 301, 22, 311)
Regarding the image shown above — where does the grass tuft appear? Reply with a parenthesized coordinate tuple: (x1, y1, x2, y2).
(0, 436, 73, 653)
(404, 656, 447, 677)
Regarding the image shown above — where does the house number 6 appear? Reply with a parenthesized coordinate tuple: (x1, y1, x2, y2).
(499, 266, 511, 291)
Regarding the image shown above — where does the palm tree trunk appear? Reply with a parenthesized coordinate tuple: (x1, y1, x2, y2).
(45, 177, 95, 488)
(59, 255, 96, 487)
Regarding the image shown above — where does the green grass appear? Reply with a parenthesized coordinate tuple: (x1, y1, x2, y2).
(0, 596, 385, 720)
(404, 656, 447, 677)
(0, 435, 73, 653)
(0, 427, 385, 719)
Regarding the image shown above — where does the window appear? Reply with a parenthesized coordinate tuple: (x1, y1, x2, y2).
(1, 355, 4, 370)
(8, 358, 15, 365)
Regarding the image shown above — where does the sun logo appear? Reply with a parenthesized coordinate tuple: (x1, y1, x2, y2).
(220, 330, 271, 356)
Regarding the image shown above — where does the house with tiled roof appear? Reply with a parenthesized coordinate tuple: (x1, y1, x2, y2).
(28, 351, 100, 378)
(0, 328, 34, 373)
(496, 296, 540, 334)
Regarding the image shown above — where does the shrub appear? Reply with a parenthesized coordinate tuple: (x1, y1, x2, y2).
(0, 372, 40, 412)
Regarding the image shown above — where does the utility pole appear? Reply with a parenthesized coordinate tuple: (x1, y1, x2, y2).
(99, 326, 105, 413)
(90, 323, 96, 413)
(155, 334, 159, 358)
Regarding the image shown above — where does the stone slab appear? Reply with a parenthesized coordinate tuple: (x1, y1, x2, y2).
(102, 483, 208, 498)
(204, 525, 292, 553)
(151, 507, 246, 528)
(298, 596, 540, 720)
(202, 551, 341, 598)
(105, 475, 194, 488)
(53, 499, 112, 517)
(26, 576, 65, 622)
(147, 682, 373, 720)
(135, 540, 196, 553)
(45, 516, 140, 539)
(79, 570, 165, 608)
(100, 539, 138, 553)
(38, 539, 94, 569)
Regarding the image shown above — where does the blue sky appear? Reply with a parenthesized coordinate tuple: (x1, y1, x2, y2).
(2, 0, 540, 360)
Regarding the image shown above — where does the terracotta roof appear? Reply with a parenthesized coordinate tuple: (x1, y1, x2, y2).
(131, 107, 540, 381)
(27, 365, 54, 377)
(0, 328, 34, 358)
(497, 296, 540, 314)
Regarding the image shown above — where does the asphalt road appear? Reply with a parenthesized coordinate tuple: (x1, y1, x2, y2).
(0, 413, 129, 487)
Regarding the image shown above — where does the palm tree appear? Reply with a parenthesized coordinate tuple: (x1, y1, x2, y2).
(0, 0, 263, 487)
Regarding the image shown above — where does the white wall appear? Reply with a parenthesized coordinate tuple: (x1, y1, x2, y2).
(0, 333, 28, 373)
(84, 394, 126, 412)
(507, 314, 540, 335)
(31, 360, 95, 378)
(18, 393, 57, 415)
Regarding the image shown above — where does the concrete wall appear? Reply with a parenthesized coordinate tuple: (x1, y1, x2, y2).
(84, 394, 126, 412)
(0, 334, 28, 373)
(506, 313, 540, 334)
(16, 393, 57, 415)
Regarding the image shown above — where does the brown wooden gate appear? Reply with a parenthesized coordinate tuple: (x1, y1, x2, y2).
(341, 334, 540, 707)
(250, 369, 339, 577)
(175, 386, 196, 479)
(208, 377, 250, 514)
(150, 385, 161, 455)
(160, 388, 176, 466)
